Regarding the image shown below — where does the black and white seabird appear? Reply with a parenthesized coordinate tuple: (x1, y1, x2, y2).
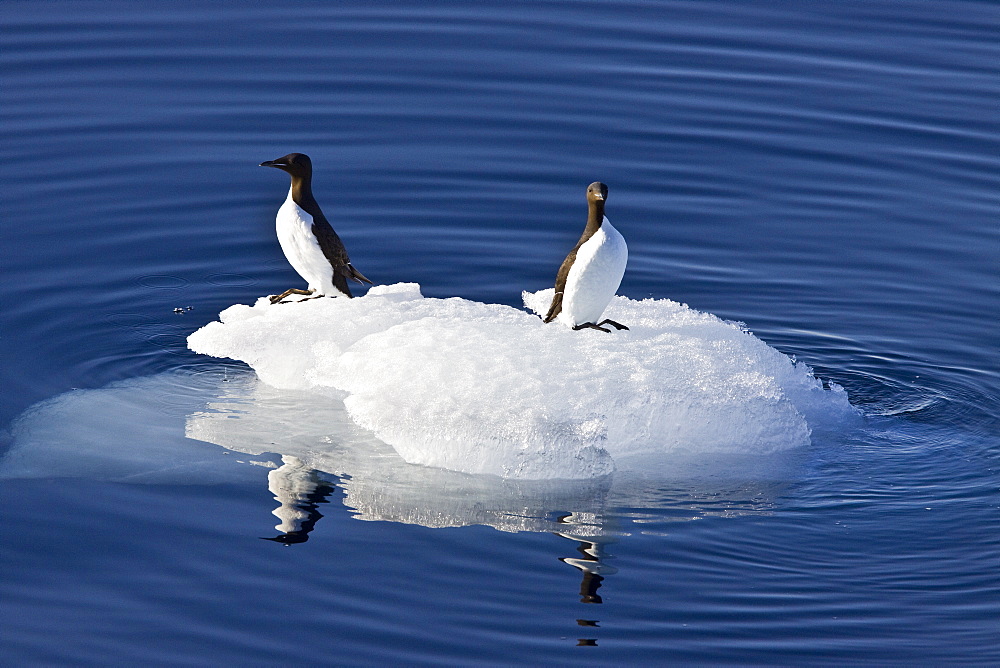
(259, 153, 372, 303)
(543, 182, 629, 333)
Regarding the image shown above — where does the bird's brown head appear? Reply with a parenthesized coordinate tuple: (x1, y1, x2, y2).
(587, 181, 608, 204)
(259, 153, 313, 179)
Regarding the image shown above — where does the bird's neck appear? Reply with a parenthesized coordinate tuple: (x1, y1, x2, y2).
(289, 174, 312, 206)
(583, 200, 606, 236)
(288, 175, 322, 219)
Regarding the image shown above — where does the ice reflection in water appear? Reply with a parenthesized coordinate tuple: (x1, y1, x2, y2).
(2, 367, 793, 534)
(186, 368, 791, 637)
(2, 366, 797, 634)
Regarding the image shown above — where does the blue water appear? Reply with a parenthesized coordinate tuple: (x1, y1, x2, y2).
(3, 1, 998, 664)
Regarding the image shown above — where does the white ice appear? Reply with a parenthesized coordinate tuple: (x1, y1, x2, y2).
(186, 283, 858, 479)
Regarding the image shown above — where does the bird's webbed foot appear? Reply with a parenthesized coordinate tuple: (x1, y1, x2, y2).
(573, 322, 612, 333)
(597, 319, 629, 331)
(269, 288, 315, 304)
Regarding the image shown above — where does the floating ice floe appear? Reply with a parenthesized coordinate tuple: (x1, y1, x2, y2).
(187, 283, 858, 479)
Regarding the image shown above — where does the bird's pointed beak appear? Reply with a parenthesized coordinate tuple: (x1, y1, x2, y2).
(593, 192, 604, 201)
(259, 160, 283, 168)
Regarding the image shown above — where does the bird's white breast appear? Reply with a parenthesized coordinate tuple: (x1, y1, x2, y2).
(558, 217, 628, 327)
(275, 188, 336, 295)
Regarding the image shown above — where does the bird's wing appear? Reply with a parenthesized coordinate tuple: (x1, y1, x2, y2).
(543, 290, 563, 323)
(311, 220, 372, 285)
(311, 220, 350, 267)
(543, 249, 576, 323)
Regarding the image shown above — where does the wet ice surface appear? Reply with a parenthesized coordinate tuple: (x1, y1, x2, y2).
(0, 368, 805, 537)
(187, 283, 857, 479)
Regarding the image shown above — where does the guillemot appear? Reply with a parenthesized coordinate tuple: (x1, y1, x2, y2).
(543, 182, 628, 333)
(259, 153, 372, 303)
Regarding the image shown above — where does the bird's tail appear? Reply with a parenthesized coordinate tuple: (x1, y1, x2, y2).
(346, 263, 373, 285)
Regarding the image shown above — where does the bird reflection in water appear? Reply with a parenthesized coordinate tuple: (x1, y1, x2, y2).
(261, 455, 335, 545)
(555, 512, 618, 646)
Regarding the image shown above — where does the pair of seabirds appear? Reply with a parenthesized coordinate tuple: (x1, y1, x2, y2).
(259, 153, 629, 333)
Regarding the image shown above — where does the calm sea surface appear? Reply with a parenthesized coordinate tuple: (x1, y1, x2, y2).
(2, 1, 998, 664)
